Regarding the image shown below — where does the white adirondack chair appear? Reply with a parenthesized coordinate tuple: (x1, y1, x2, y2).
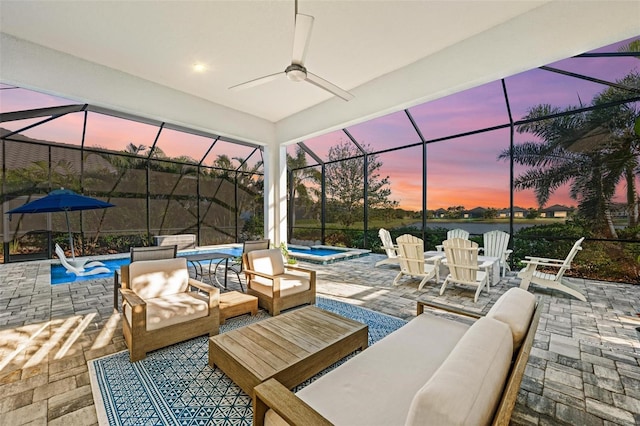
(375, 228, 400, 267)
(517, 237, 586, 301)
(55, 244, 109, 276)
(480, 230, 513, 277)
(394, 234, 440, 289)
(435, 228, 470, 251)
(440, 238, 488, 302)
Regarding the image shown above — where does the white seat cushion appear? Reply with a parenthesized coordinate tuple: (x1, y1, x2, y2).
(487, 287, 535, 349)
(250, 271, 310, 297)
(265, 312, 470, 426)
(128, 257, 189, 299)
(124, 291, 209, 331)
(405, 317, 513, 426)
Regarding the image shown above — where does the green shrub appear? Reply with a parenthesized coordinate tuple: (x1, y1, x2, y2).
(513, 223, 639, 284)
(513, 223, 587, 264)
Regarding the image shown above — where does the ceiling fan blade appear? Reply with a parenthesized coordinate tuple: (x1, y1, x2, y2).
(291, 14, 314, 65)
(305, 72, 354, 101)
(229, 72, 283, 91)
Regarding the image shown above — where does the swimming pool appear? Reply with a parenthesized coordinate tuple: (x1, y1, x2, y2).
(50, 247, 243, 285)
(50, 244, 369, 284)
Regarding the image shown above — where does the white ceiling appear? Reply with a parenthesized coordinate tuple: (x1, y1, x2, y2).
(1, 1, 639, 146)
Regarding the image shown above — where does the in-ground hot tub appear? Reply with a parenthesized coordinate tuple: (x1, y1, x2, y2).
(287, 245, 370, 265)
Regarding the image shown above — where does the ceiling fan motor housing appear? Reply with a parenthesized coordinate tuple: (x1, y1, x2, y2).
(285, 64, 307, 82)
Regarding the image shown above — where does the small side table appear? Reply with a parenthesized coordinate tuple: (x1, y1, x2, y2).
(219, 291, 258, 324)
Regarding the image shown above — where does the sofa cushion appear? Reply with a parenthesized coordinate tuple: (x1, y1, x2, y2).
(487, 287, 535, 350)
(124, 291, 209, 331)
(129, 257, 189, 299)
(250, 271, 311, 297)
(405, 317, 513, 426)
(265, 312, 471, 426)
(247, 248, 285, 276)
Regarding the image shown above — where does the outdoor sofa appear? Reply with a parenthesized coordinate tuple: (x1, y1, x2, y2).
(254, 287, 541, 425)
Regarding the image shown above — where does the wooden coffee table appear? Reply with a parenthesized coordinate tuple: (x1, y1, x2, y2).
(208, 305, 368, 396)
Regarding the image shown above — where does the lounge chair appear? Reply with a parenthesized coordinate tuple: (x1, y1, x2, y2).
(517, 237, 586, 301)
(440, 238, 489, 302)
(435, 228, 470, 251)
(480, 230, 513, 277)
(394, 234, 440, 289)
(375, 228, 400, 267)
(55, 243, 109, 276)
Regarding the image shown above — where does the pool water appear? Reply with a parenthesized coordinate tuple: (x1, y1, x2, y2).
(289, 247, 344, 256)
(180, 247, 243, 258)
(286, 245, 370, 264)
(51, 257, 130, 285)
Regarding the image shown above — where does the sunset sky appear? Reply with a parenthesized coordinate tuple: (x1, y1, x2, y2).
(294, 37, 639, 211)
(2, 37, 638, 212)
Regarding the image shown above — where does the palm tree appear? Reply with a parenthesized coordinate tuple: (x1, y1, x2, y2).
(234, 154, 264, 239)
(154, 160, 199, 235)
(499, 72, 640, 237)
(586, 72, 640, 228)
(203, 154, 264, 241)
(287, 146, 321, 237)
(91, 143, 150, 245)
(502, 106, 619, 237)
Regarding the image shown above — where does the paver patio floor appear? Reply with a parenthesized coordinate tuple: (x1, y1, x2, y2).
(0, 253, 639, 425)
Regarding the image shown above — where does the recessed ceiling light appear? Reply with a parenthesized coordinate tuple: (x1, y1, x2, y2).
(193, 63, 207, 73)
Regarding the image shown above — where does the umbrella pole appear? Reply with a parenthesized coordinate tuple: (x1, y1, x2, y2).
(65, 210, 76, 260)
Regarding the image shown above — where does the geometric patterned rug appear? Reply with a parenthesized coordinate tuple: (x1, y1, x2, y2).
(89, 296, 407, 425)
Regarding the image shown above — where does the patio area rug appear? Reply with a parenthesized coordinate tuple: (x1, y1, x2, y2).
(89, 296, 407, 425)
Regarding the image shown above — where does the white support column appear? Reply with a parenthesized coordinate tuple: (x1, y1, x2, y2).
(263, 143, 288, 247)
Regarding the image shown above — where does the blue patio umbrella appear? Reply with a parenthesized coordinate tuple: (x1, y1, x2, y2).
(6, 188, 115, 260)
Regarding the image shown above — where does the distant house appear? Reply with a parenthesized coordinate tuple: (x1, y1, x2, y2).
(541, 204, 573, 218)
(464, 207, 486, 218)
(513, 206, 527, 218)
(497, 206, 527, 218)
(434, 208, 447, 219)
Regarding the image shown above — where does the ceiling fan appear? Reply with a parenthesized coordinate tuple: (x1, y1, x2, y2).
(229, 0, 354, 101)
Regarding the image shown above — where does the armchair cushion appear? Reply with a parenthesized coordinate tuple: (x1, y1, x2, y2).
(247, 249, 286, 276)
(487, 287, 535, 350)
(129, 257, 189, 299)
(124, 291, 209, 331)
(250, 271, 311, 297)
